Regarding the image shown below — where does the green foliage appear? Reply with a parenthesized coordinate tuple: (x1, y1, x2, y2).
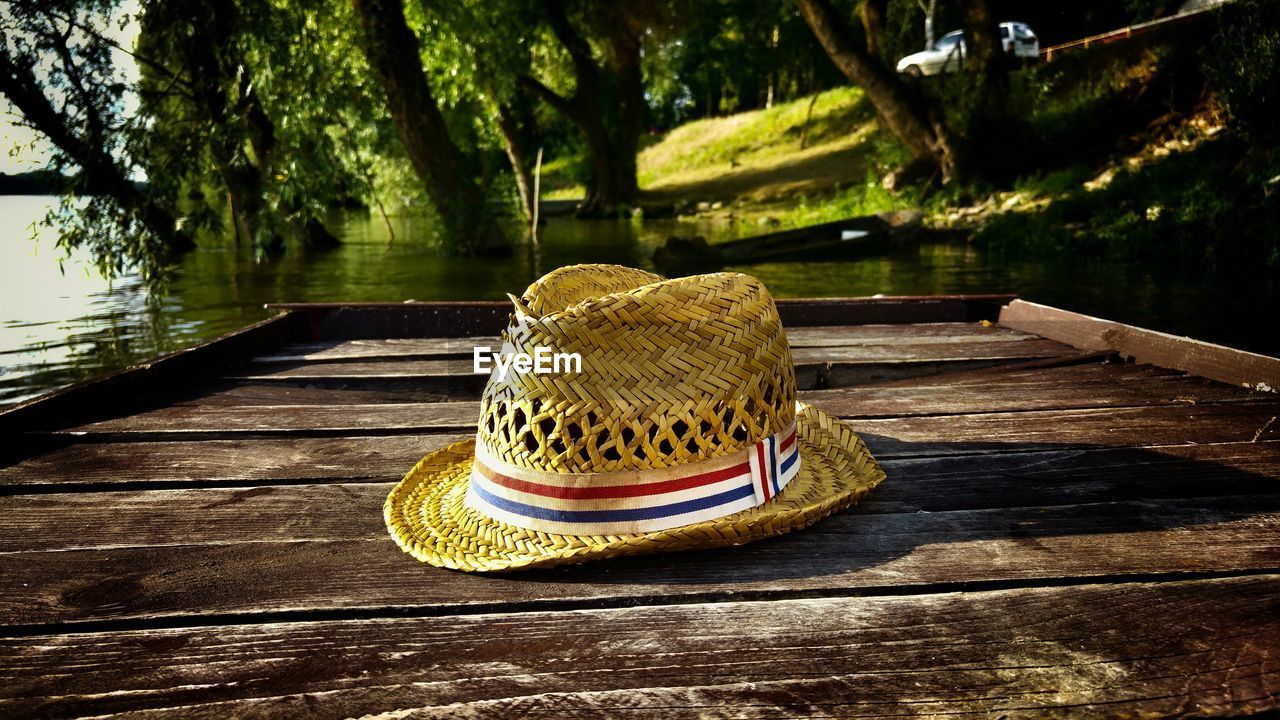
(1202, 0, 1280, 135)
(1012, 165, 1094, 197)
(2, 0, 185, 285)
(976, 135, 1280, 269)
(779, 173, 915, 228)
(638, 86, 873, 184)
(648, 0, 843, 124)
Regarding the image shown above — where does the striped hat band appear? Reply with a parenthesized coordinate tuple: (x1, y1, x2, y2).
(466, 421, 801, 535)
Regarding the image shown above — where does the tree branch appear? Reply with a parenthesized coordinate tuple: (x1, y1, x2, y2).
(518, 74, 576, 119)
(539, 0, 600, 95)
(0, 1, 193, 90)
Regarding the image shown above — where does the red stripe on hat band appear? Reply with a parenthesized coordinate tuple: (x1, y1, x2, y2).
(475, 458, 751, 500)
(779, 429, 796, 454)
(756, 442, 770, 501)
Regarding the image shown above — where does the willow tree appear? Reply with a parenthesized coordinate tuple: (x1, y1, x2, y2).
(0, 0, 193, 284)
(795, 0, 1013, 186)
(795, 0, 963, 185)
(137, 0, 367, 254)
(416, 0, 544, 221)
(520, 0, 648, 217)
(352, 0, 507, 253)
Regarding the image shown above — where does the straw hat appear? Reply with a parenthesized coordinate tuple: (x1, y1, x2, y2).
(385, 264, 885, 571)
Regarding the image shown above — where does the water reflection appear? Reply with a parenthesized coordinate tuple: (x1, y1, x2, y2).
(0, 196, 1276, 406)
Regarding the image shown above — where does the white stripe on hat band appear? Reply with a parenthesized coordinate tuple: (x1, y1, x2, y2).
(465, 422, 801, 535)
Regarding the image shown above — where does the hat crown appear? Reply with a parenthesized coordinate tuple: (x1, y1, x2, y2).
(477, 264, 797, 475)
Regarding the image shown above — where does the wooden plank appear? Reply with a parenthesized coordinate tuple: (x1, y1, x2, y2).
(0, 435, 468, 488)
(801, 362, 1255, 417)
(2, 487, 1278, 625)
(275, 302, 511, 341)
(6, 442, 1280, 552)
(189, 352, 1113, 407)
(56, 365, 1259, 434)
(227, 339, 1073, 382)
(868, 440, 1280, 512)
(852, 399, 1280, 457)
(776, 296, 1017, 325)
(0, 312, 309, 434)
(269, 296, 1020, 340)
(45, 397, 1280, 445)
(256, 336, 493, 363)
(170, 381, 470, 406)
(7, 400, 1278, 485)
(252, 324, 1042, 363)
(1000, 299, 1280, 390)
(1, 577, 1277, 718)
(56, 401, 479, 435)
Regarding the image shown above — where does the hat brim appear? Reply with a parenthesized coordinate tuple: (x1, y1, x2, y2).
(384, 402, 886, 572)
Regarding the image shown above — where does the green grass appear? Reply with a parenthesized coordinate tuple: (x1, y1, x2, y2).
(637, 86, 873, 186)
(538, 86, 882, 206)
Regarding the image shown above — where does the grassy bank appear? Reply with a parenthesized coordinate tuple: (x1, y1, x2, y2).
(541, 86, 887, 210)
(539, 9, 1278, 269)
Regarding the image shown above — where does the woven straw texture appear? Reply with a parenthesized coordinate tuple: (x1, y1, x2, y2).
(386, 402, 885, 571)
(488, 265, 796, 474)
(385, 264, 886, 571)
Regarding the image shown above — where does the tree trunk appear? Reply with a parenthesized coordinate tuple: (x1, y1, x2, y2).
(860, 0, 888, 59)
(795, 0, 964, 184)
(918, 0, 937, 48)
(961, 0, 1019, 179)
(352, 0, 507, 254)
(494, 92, 539, 221)
(237, 61, 341, 249)
(608, 20, 644, 207)
(0, 44, 194, 256)
(180, 3, 340, 252)
(961, 0, 1006, 83)
(522, 0, 641, 217)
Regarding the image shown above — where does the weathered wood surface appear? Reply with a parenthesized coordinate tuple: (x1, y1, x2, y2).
(2, 302, 1279, 718)
(252, 323, 1041, 363)
(228, 338, 1073, 384)
(2, 577, 1277, 718)
(1001, 298, 1280, 390)
(45, 371, 1264, 436)
(268, 295, 1019, 340)
(2, 482, 1278, 627)
(0, 313, 312, 435)
(8, 396, 1278, 485)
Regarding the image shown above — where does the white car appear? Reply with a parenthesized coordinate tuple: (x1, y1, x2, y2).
(896, 22, 1039, 76)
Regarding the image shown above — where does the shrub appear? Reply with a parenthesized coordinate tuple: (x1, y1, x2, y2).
(1202, 0, 1280, 135)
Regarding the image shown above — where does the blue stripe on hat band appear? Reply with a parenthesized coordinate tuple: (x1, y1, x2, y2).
(769, 436, 779, 495)
(780, 449, 797, 475)
(472, 479, 757, 524)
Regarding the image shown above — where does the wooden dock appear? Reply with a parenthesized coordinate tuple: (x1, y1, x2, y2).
(2, 295, 1279, 717)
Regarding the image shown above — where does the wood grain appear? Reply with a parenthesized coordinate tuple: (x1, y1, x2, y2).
(2, 576, 1276, 718)
(252, 323, 1042, 363)
(229, 339, 1073, 383)
(5, 441, 1278, 551)
(2, 489, 1278, 625)
(8, 400, 1278, 485)
(3, 303, 1279, 718)
(270, 296, 1019, 341)
(1000, 299, 1280, 390)
(175, 357, 1214, 410)
(0, 434, 468, 487)
(50, 368, 1260, 435)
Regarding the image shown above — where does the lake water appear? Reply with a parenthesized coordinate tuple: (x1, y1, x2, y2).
(1, 195, 1276, 406)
